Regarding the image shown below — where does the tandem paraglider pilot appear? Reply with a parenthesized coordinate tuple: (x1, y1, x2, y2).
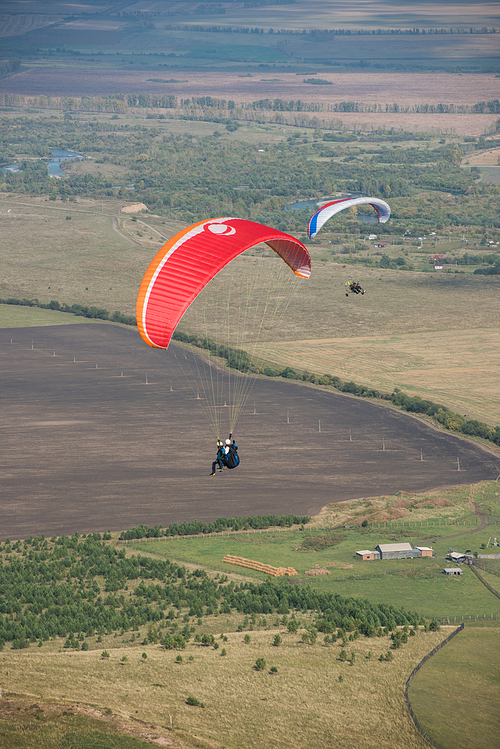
(210, 435, 239, 475)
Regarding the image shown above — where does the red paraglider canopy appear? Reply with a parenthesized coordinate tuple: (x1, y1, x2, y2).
(136, 217, 311, 350)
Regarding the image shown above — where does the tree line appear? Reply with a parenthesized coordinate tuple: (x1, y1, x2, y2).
(0, 297, 135, 326)
(1, 92, 499, 117)
(163, 24, 497, 37)
(119, 514, 310, 540)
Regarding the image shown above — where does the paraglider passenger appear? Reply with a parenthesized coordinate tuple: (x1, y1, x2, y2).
(226, 436, 239, 470)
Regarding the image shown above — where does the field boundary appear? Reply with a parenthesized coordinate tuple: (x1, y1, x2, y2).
(469, 562, 500, 600)
(405, 623, 465, 749)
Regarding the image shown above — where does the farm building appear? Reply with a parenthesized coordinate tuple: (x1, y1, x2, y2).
(415, 546, 433, 557)
(443, 568, 463, 576)
(377, 543, 414, 559)
(355, 550, 380, 561)
(356, 543, 434, 560)
(448, 551, 468, 563)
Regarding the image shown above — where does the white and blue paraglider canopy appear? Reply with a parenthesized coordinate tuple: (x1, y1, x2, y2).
(308, 196, 391, 239)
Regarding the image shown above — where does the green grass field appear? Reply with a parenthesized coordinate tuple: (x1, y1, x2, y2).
(0, 304, 92, 328)
(130, 534, 497, 621)
(408, 622, 500, 749)
(122, 482, 500, 620)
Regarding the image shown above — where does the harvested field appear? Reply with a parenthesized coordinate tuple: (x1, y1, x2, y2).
(1, 323, 499, 541)
(2, 69, 499, 135)
(7, 70, 500, 105)
(254, 327, 500, 427)
(464, 147, 500, 166)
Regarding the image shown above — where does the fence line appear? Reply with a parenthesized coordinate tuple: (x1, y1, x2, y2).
(405, 623, 465, 749)
(118, 517, 478, 544)
(468, 563, 500, 600)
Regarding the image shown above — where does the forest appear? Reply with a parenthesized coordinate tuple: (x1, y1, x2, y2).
(0, 532, 427, 651)
(1, 114, 500, 239)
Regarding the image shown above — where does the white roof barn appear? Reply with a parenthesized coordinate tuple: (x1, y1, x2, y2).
(377, 543, 413, 553)
(376, 542, 414, 560)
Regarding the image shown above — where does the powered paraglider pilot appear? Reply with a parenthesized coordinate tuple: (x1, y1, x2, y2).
(346, 281, 364, 296)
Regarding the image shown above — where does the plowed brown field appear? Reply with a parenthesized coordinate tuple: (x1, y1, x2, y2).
(1, 323, 499, 540)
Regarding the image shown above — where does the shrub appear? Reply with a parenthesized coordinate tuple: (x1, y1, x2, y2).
(186, 696, 204, 707)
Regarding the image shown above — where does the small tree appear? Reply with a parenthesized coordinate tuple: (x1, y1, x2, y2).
(254, 657, 266, 671)
(339, 649, 347, 662)
(273, 634, 282, 647)
(101, 650, 110, 660)
(244, 634, 251, 644)
(186, 696, 204, 708)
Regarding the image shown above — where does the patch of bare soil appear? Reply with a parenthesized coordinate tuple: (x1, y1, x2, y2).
(121, 202, 149, 214)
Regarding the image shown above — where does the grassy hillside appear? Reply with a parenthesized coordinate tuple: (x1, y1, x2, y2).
(0, 626, 446, 749)
(0, 482, 499, 748)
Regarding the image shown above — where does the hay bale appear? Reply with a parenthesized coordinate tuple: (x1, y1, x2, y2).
(222, 555, 297, 577)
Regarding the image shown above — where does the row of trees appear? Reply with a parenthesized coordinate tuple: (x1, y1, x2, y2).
(119, 514, 310, 540)
(163, 24, 497, 37)
(2, 93, 499, 117)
